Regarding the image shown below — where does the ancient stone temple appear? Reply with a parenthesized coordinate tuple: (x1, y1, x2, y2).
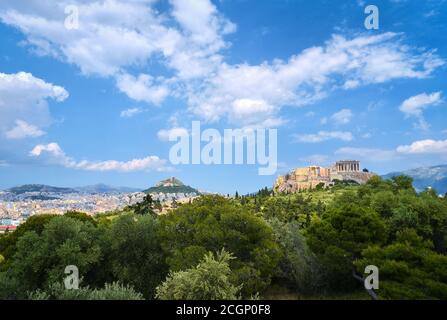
(273, 160, 375, 193)
(334, 160, 360, 172)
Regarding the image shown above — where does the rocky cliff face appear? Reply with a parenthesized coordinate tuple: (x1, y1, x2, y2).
(274, 164, 375, 193)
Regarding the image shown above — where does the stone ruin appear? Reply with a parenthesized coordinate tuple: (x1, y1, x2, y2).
(273, 160, 376, 193)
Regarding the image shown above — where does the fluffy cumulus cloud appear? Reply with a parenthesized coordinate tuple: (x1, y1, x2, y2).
(399, 92, 443, 130)
(397, 139, 447, 154)
(0, 1, 444, 127)
(30, 142, 170, 172)
(116, 74, 170, 106)
(5, 120, 46, 139)
(294, 131, 353, 143)
(185, 32, 444, 127)
(0, 72, 68, 139)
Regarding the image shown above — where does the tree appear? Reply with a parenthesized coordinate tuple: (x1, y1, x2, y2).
(0, 214, 57, 270)
(306, 203, 387, 290)
(130, 194, 157, 216)
(100, 214, 167, 299)
(158, 195, 281, 297)
(155, 249, 240, 300)
(268, 218, 323, 294)
(64, 211, 97, 226)
(354, 229, 447, 299)
(0, 216, 102, 299)
(390, 175, 414, 192)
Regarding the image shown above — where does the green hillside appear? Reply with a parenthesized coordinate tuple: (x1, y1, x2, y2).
(144, 177, 200, 194)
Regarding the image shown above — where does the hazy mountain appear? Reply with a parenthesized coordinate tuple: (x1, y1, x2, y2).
(75, 184, 141, 194)
(5, 183, 140, 195)
(7, 184, 78, 194)
(144, 177, 200, 194)
(382, 164, 447, 194)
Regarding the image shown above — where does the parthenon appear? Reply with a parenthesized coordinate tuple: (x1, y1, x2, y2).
(335, 160, 360, 172)
(274, 160, 375, 193)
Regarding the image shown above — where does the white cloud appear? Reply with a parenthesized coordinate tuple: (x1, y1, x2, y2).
(5, 120, 46, 139)
(229, 98, 283, 127)
(120, 107, 144, 118)
(30, 142, 170, 172)
(331, 108, 353, 125)
(116, 73, 170, 106)
(170, 0, 235, 47)
(399, 91, 443, 130)
(343, 79, 360, 89)
(396, 139, 447, 154)
(0, 1, 444, 128)
(157, 127, 189, 141)
(186, 32, 444, 126)
(30, 142, 68, 161)
(0, 72, 68, 138)
(0, 0, 159, 77)
(294, 131, 353, 143)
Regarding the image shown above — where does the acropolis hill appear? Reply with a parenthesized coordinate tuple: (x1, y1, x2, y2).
(274, 160, 376, 193)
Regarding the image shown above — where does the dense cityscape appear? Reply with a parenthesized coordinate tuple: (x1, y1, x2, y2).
(0, 179, 200, 232)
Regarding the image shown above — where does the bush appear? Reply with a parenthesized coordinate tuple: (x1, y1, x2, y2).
(156, 249, 240, 300)
(29, 282, 143, 300)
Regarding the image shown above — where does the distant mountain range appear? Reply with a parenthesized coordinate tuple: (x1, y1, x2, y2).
(382, 164, 447, 194)
(144, 177, 200, 194)
(7, 184, 77, 195)
(5, 183, 141, 195)
(3, 178, 200, 195)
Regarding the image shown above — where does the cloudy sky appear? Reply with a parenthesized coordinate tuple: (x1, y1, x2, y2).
(0, 0, 446, 193)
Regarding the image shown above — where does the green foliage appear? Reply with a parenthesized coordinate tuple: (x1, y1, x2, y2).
(128, 194, 157, 215)
(29, 281, 143, 300)
(355, 229, 447, 299)
(0, 214, 57, 270)
(260, 194, 323, 226)
(0, 216, 102, 299)
(1, 173, 446, 300)
(64, 211, 97, 226)
(100, 214, 167, 298)
(268, 218, 324, 294)
(306, 204, 387, 289)
(144, 185, 199, 194)
(158, 195, 281, 297)
(155, 249, 240, 300)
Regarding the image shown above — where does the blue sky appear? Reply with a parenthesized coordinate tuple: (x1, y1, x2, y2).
(0, 0, 446, 194)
